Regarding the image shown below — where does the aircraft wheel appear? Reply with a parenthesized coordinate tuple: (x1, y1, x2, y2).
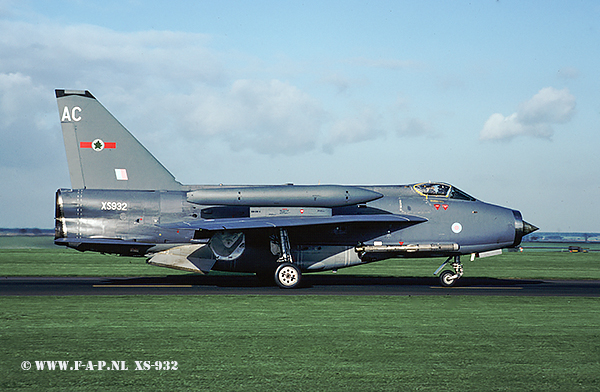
(275, 263, 301, 289)
(439, 270, 457, 287)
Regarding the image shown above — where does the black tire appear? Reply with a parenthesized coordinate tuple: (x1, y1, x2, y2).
(439, 270, 457, 287)
(275, 263, 301, 289)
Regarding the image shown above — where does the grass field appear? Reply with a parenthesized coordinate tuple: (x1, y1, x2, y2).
(2, 296, 599, 391)
(1, 237, 599, 390)
(1, 236, 599, 280)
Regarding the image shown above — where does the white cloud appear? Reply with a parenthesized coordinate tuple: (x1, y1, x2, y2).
(324, 108, 382, 152)
(0, 20, 332, 159)
(0, 20, 225, 173)
(0, 72, 59, 168)
(319, 73, 353, 95)
(0, 19, 437, 163)
(517, 87, 576, 125)
(0, 20, 223, 95)
(388, 97, 438, 138)
(0, 17, 440, 188)
(182, 79, 329, 155)
(480, 113, 553, 141)
(480, 87, 575, 141)
(396, 117, 436, 137)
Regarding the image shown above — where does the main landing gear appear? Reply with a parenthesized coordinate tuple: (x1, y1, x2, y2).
(273, 228, 302, 289)
(434, 255, 464, 287)
(275, 263, 301, 289)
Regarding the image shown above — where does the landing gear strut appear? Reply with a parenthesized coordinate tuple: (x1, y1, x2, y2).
(273, 228, 302, 289)
(434, 255, 463, 287)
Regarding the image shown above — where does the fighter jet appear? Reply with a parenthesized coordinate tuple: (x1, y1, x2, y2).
(54, 89, 538, 288)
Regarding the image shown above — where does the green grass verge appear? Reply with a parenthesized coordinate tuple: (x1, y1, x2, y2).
(0, 248, 180, 277)
(2, 237, 599, 279)
(2, 295, 599, 391)
(333, 251, 600, 280)
(0, 237, 56, 249)
(2, 238, 599, 390)
(0, 237, 186, 276)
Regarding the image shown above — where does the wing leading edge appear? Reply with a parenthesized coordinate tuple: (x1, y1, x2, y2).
(162, 214, 427, 231)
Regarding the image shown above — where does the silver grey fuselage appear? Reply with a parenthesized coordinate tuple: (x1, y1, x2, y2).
(55, 183, 527, 274)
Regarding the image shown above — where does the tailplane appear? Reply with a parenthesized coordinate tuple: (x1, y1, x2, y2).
(56, 89, 182, 190)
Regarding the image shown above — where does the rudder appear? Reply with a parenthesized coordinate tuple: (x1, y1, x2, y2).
(56, 89, 182, 190)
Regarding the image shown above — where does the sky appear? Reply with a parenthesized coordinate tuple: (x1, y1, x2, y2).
(0, 0, 599, 232)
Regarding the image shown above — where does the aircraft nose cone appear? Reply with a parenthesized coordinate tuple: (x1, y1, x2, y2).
(512, 211, 539, 247)
(522, 221, 539, 236)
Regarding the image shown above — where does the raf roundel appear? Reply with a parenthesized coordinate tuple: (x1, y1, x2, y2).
(92, 139, 105, 151)
(451, 222, 463, 234)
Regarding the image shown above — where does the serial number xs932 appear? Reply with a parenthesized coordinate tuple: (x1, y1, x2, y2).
(101, 201, 128, 211)
(135, 361, 178, 371)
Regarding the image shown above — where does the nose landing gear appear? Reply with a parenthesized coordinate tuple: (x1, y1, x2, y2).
(434, 255, 463, 287)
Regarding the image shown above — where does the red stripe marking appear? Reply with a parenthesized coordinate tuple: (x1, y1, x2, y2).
(79, 142, 116, 149)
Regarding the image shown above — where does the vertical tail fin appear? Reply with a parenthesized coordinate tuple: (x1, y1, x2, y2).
(56, 89, 182, 190)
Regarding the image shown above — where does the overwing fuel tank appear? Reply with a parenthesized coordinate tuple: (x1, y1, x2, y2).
(187, 185, 383, 207)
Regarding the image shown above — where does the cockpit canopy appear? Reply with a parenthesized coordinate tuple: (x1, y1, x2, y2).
(413, 183, 476, 201)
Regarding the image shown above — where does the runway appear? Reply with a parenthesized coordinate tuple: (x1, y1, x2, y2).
(1, 275, 599, 296)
